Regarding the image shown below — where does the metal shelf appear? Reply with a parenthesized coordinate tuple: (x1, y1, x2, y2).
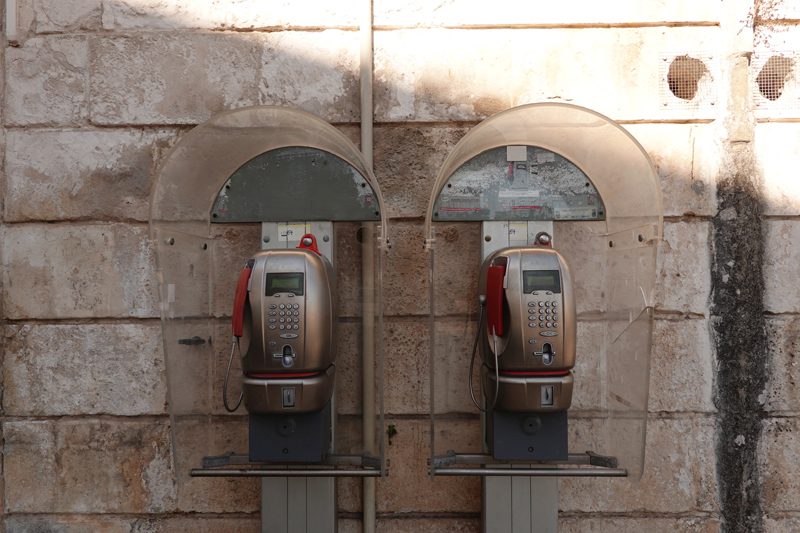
(428, 451, 628, 478)
(191, 453, 387, 478)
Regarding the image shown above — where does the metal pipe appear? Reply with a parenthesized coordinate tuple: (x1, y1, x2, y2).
(360, 1, 376, 531)
(431, 468, 628, 477)
(192, 469, 385, 478)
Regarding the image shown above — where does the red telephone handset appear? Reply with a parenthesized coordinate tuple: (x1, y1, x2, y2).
(232, 261, 253, 338)
(486, 264, 506, 336)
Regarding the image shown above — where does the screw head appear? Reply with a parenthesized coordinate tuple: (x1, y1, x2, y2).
(302, 237, 313, 246)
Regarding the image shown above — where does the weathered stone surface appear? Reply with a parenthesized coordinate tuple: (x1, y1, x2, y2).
(764, 220, 800, 314)
(2, 224, 157, 319)
(374, 0, 720, 26)
(17, 0, 101, 35)
(764, 317, 800, 413)
(624, 124, 718, 217)
(765, 517, 800, 532)
(374, 27, 719, 122)
(374, 125, 470, 218)
(102, 0, 359, 31)
(649, 318, 715, 413)
(4, 419, 174, 513)
(6, 36, 88, 126)
(561, 417, 717, 513)
(211, 224, 262, 318)
(755, 123, 800, 216)
(655, 221, 711, 315)
(571, 320, 605, 412)
(90, 34, 261, 125)
(4, 515, 260, 533)
(5, 129, 183, 222)
(376, 418, 482, 513)
(260, 31, 360, 122)
(761, 418, 800, 512)
(560, 516, 720, 532)
(382, 221, 481, 317)
(3, 323, 166, 416)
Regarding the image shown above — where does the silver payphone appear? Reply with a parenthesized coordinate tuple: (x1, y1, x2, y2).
(424, 103, 663, 532)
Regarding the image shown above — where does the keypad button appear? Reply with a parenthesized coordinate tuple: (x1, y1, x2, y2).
(552, 302, 558, 307)
(539, 322, 544, 328)
(546, 322, 552, 328)
(293, 311, 299, 316)
(293, 325, 299, 330)
(545, 302, 551, 307)
(539, 302, 545, 307)
(528, 302, 536, 307)
(279, 311, 285, 316)
(528, 322, 535, 327)
(293, 304, 299, 309)
(269, 325, 277, 330)
(269, 311, 277, 316)
(279, 325, 285, 330)
(269, 304, 277, 309)
(532, 291, 539, 295)
(528, 315, 535, 320)
(528, 339, 537, 344)
(293, 318, 298, 323)
(545, 309, 551, 315)
(537, 315, 543, 320)
(546, 291, 553, 295)
(269, 319, 276, 323)
(279, 318, 284, 323)
(268, 341, 277, 347)
(279, 304, 285, 309)
(554, 322, 559, 328)
(287, 294, 294, 297)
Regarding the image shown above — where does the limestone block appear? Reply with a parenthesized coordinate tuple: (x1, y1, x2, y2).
(374, 0, 720, 26)
(374, 27, 719, 122)
(764, 317, 800, 413)
(624, 124, 718, 217)
(572, 320, 605, 412)
(4, 419, 175, 513)
(376, 418, 482, 513)
(655, 221, 711, 315)
(5, 129, 182, 222)
(6, 36, 88, 126)
(210, 224, 262, 318)
(382, 221, 481, 317)
(3, 323, 166, 416)
(90, 34, 262, 125)
(374, 125, 470, 219)
(764, 220, 800, 314)
(3, 515, 260, 533)
(335, 221, 365, 319)
(17, 0, 101, 34)
(766, 517, 800, 532)
(260, 31, 360, 122)
(761, 417, 800, 512)
(755, 123, 800, 216)
(1, 224, 158, 319)
(560, 516, 720, 532)
(102, 0, 358, 31)
(561, 417, 717, 513)
(649, 318, 715, 413)
(335, 321, 363, 415)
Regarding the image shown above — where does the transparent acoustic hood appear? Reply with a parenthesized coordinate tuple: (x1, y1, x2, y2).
(149, 106, 388, 482)
(424, 103, 663, 481)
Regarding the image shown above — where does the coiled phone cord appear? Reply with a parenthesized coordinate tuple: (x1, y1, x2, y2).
(468, 297, 500, 413)
(223, 337, 244, 413)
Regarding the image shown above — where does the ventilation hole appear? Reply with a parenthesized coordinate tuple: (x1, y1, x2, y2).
(757, 55, 795, 101)
(667, 55, 710, 100)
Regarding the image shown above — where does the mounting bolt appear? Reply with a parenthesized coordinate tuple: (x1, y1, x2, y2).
(323, 235, 330, 242)
(302, 237, 313, 246)
(537, 233, 551, 245)
(263, 236, 270, 243)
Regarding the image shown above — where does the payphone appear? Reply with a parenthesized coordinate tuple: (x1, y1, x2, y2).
(149, 106, 389, 533)
(424, 103, 663, 532)
(225, 234, 339, 461)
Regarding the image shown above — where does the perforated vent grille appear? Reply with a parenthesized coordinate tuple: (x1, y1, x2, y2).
(752, 51, 800, 109)
(659, 52, 718, 110)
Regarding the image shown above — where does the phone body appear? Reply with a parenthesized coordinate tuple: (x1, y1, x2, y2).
(477, 246, 576, 412)
(238, 247, 338, 414)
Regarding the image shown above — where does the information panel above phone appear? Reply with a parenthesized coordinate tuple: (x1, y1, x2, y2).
(432, 146, 606, 222)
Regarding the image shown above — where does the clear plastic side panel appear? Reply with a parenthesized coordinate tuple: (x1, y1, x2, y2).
(333, 222, 386, 476)
(154, 228, 248, 483)
(429, 222, 485, 467)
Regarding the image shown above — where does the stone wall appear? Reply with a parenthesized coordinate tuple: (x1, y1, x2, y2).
(2, 0, 800, 532)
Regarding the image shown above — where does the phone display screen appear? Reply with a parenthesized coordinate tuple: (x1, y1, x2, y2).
(522, 270, 561, 293)
(266, 273, 304, 296)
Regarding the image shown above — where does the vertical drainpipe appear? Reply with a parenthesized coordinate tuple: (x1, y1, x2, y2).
(360, 0, 376, 532)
